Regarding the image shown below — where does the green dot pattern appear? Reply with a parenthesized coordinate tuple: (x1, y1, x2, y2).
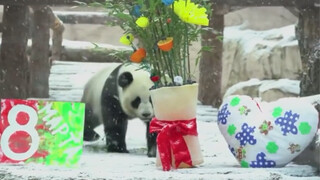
(227, 124, 237, 136)
(230, 97, 240, 106)
(272, 107, 282, 118)
(266, 141, 279, 154)
(241, 160, 249, 168)
(299, 122, 312, 135)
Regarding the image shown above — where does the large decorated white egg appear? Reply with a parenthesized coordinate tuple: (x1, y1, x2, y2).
(218, 95, 319, 168)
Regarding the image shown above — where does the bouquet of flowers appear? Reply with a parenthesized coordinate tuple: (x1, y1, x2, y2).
(90, 0, 211, 171)
(103, 0, 210, 88)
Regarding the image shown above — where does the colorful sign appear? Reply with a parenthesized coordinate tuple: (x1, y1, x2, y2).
(0, 99, 85, 167)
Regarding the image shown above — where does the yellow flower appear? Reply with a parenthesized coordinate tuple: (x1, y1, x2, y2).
(136, 16, 149, 28)
(119, 33, 134, 45)
(173, 0, 209, 26)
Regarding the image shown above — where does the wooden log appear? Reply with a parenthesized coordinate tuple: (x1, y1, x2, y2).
(54, 11, 120, 25)
(48, 8, 65, 61)
(0, 0, 316, 7)
(29, 6, 51, 98)
(198, 5, 224, 108)
(48, 61, 116, 101)
(212, 0, 316, 7)
(0, 5, 29, 99)
(0, 11, 120, 29)
(0, 39, 130, 62)
(58, 40, 130, 62)
(0, 0, 105, 6)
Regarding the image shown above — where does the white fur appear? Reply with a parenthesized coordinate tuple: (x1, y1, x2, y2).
(117, 64, 154, 119)
(81, 63, 154, 123)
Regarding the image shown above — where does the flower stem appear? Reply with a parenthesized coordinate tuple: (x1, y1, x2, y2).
(183, 25, 187, 82)
(185, 24, 191, 81)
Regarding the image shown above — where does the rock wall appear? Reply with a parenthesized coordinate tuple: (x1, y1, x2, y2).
(223, 78, 300, 102)
(221, 25, 302, 96)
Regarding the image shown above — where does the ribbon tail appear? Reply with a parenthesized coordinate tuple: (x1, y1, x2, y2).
(157, 130, 172, 171)
(170, 132, 193, 168)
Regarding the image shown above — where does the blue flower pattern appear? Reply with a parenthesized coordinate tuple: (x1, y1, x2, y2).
(229, 145, 236, 156)
(250, 152, 276, 168)
(235, 123, 257, 146)
(218, 104, 231, 125)
(275, 110, 298, 136)
(219, 97, 305, 168)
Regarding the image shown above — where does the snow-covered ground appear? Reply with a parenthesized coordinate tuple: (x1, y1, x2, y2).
(1, 61, 317, 179)
(0, 104, 319, 180)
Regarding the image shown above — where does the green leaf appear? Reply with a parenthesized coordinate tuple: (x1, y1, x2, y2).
(216, 35, 224, 42)
(115, 12, 133, 22)
(195, 56, 201, 66)
(199, 46, 213, 53)
(88, 2, 104, 7)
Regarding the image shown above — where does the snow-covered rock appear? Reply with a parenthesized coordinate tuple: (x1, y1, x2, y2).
(223, 78, 300, 102)
(222, 25, 302, 95)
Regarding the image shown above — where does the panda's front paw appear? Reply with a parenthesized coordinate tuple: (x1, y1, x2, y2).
(107, 144, 129, 153)
(106, 140, 129, 153)
(83, 130, 100, 141)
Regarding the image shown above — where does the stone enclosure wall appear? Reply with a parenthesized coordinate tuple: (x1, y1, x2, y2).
(51, 6, 300, 100)
(0, 6, 300, 100)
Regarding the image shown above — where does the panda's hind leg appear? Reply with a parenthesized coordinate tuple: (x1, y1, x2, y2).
(146, 121, 157, 157)
(83, 104, 100, 141)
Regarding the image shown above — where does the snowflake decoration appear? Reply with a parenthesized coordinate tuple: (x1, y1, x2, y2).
(239, 105, 251, 116)
(259, 120, 273, 135)
(218, 104, 231, 125)
(250, 152, 276, 168)
(275, 110, 299, 136)
(235, 123, 257, 146)
(288, 143, 301, 154)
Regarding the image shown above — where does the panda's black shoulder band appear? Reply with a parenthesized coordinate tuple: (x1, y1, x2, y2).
(101, 64, 123, 99)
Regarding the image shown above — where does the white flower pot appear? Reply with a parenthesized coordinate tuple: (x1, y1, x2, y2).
(150, 83, 204, 169)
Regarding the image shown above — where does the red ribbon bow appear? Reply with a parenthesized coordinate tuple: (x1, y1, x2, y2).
(149, 118, 198, 171)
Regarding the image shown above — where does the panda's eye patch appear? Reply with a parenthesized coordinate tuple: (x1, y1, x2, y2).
(131, 97, 141, 109)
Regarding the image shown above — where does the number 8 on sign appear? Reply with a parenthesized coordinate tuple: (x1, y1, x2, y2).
(0, 105, 40, 161)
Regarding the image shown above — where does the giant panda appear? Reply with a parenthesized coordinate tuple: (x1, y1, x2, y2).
(81, 63, 157, 157)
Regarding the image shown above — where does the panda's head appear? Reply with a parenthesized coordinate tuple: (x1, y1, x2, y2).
(117, 65, 154, 121)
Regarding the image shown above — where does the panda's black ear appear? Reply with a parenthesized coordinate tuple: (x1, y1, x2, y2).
(118, 72, 133, 88)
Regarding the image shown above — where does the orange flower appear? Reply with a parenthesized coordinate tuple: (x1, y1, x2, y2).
(157, 37, 173, 51)
(130, 48, 146, 63)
